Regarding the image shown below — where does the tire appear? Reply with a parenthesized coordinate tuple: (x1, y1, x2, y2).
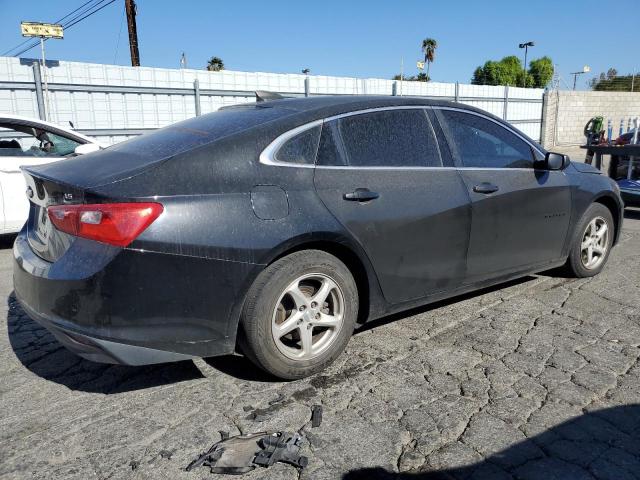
(565, 203, 614, 278)
(240, 250, 358, 379)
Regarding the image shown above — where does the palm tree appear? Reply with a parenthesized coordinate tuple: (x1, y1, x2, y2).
(421, 38, 437, 79)
(206, 57, 224, 72)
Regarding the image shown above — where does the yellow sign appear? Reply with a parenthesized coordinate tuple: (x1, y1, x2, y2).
(20, 22, 64, 39)
(416, 61, 425, 70)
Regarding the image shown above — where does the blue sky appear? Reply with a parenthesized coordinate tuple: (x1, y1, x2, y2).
(1, 0, 637, 89)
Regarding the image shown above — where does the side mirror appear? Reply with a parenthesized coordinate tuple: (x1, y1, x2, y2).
(545, 152, 569, 171)
(74, 143, 100, 155)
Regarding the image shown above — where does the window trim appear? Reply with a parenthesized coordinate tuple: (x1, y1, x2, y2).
(260, 119, 323, 168)
(272, 122, 321, 166)
(259, 105, 545, 170)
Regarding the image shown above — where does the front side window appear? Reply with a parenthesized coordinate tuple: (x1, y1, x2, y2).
(437, 110, 534, 169)
(335, 109, 441, 168)
(274, 125, 321, 165)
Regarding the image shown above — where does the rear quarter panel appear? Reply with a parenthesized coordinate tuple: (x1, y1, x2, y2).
(89, 126, 386, 339)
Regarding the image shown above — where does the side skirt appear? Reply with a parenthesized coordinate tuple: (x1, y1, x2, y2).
(367, 257, 568, 323)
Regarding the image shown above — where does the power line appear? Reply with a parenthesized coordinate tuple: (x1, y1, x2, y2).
(113, 3, 126, 63)
(8, 0, 117, 58)
(66, 0, 116, 29)
(1, 0, 103, 56)
(57, 0, 104, 24)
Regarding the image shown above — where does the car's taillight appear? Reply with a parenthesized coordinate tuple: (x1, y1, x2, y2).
(47, 203, 163, 247)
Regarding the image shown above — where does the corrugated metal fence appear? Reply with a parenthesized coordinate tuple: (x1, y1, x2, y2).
(0, 57, 545, 145)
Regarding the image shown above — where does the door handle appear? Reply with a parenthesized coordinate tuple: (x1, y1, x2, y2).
(473, 182, 499, 194)
(343, 188, 380, 202)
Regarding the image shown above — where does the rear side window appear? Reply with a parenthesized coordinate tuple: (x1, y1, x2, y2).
(275, 125, 321, 165)
(335, 109, 441, 167)
(437, 110, 534, 169)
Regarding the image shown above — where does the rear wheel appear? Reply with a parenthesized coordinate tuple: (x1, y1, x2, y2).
(240, 250, 358, 379)
(565, 203, 614, 277)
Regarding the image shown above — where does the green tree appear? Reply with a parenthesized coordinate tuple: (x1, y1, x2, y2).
(206, 56, 224, 72)
(421, 38, 437, 79)
(472, 55, 553, 88)
(472, 56, 522, 86)
(528, 56, 554, 88)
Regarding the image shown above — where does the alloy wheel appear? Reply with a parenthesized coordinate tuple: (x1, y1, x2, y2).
(580, 216, 609, 270)
(271, 273, 345, 360)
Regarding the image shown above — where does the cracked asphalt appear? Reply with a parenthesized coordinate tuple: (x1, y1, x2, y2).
(2, 209, 640, 480)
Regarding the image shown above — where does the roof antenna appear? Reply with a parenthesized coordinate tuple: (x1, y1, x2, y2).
(255, 90, 284, 102)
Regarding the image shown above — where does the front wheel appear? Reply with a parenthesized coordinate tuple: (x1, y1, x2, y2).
(565, 203, 614, 277)
(240, 250, 358, 379)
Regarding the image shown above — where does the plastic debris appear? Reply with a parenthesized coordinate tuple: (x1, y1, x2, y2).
(311, 405, 323, 428)
(186, 431, 307, 475)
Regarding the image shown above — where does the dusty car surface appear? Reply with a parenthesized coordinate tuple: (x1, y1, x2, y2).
(13, 96, 623, 379)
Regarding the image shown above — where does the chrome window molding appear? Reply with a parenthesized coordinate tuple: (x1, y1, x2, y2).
(259, 119, 323, 168)
(259, 104, 546, 170)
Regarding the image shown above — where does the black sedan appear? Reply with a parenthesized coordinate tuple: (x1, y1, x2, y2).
(13, 96, 623, 379)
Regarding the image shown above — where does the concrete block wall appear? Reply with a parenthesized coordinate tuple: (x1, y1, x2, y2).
(541, 90, 640, 149)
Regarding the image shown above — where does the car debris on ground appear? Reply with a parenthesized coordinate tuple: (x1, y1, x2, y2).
(186, 431, 308, 475)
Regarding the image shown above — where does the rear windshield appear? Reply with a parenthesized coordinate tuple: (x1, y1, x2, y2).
(24, 105, 295, 188)
(109, 105, 294, 158)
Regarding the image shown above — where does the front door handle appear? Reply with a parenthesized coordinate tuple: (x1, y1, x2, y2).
(343, 188, 380, 202)
(473, 182, 499, 194)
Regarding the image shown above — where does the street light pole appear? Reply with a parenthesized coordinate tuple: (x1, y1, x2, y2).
(39, 36, 51, 121)
(518, 41, 534, 87)
(20, 22, 63, 121)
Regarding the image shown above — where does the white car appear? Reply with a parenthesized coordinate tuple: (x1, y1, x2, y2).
(0, 115, 103, 234)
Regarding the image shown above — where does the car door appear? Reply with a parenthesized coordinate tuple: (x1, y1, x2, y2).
(0, 122, 82, 233)
(312, 107, 471, 305)
(433, 108, 571, 283)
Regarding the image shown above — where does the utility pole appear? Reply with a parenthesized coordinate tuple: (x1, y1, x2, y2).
(125, 0, 140, 66)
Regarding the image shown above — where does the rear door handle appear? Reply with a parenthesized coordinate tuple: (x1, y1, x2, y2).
(343, 188, 380, 202)
(473, 182, 499, 194)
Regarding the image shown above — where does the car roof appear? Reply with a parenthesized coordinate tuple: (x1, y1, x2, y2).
(242, 95, 459, 115)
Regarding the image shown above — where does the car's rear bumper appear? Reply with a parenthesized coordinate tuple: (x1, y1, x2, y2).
(12, 230, 260, 365)
(15, 297, 195, 365)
